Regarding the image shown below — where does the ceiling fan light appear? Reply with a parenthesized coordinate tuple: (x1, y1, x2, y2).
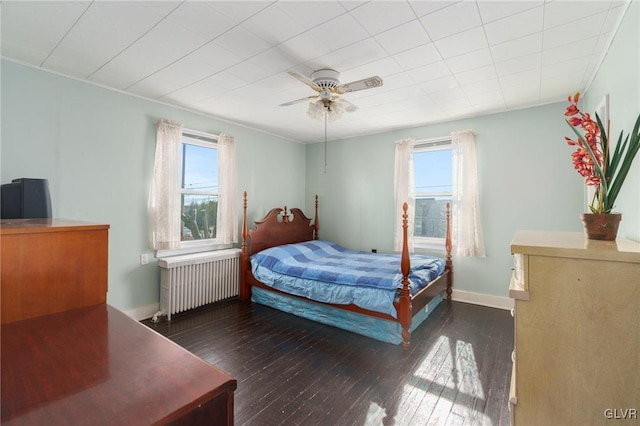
(307, 100, 326, 120)
(307, 99, 345, 121)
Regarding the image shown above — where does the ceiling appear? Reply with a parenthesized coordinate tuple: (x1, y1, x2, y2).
(1, 1, 629, 143)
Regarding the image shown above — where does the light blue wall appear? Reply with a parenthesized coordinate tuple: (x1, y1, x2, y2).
(305, 103, 585, 298)
(583, 1, 640, 242)
(1, 60, 305, 313)
(2, 0, 637, 312)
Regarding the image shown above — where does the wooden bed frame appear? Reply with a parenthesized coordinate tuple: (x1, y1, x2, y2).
(239, 191, 453, 348)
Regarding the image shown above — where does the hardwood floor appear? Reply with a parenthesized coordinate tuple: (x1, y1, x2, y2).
(142, 299, 514, 426)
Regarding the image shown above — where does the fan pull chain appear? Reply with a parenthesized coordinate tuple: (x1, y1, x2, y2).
(324, 109, 328, 174)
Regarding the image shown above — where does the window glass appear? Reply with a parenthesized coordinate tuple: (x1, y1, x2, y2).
(180, 140, 218, 242)
(413, 147, 452, 240)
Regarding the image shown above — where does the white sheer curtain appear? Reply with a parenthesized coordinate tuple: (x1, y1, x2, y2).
(451, 130, 486, 257)
(393, 138, 415, 252)
(149, 119, 183, 250)
(216, 133, 238, 244)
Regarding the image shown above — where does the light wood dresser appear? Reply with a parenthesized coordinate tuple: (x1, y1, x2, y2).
(508, 230, 640, 426)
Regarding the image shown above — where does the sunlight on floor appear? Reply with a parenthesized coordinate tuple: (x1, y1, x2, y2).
(369, 336, 495, 425)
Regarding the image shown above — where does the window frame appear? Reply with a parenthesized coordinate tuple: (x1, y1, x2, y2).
(412, 138, 452, 251)
(156, 129, 232, 258)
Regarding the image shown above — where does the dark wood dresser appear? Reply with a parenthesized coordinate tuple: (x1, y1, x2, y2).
(1, 219, 237, 425)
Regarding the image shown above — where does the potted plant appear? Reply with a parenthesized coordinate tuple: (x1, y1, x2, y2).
(564, 92, 640, 240)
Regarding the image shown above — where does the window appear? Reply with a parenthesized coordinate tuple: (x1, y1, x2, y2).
(150, 119, 237, 256)
(180, 134, 218, 242)
(413, 141, 452, 248)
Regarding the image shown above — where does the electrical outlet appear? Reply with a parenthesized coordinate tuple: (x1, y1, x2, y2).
(140, 254, 148, 265)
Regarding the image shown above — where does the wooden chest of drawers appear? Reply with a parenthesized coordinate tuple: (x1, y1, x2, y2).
(508, 231, 640, 425)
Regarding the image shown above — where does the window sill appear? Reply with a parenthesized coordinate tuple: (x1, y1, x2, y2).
(156, 241, 234, 258)
(414, 238, 446, 252)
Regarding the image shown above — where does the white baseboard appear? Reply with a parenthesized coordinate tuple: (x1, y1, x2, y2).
(450, 289, 514, 310)
(122, 290, 512, 321)
(122, 303, 160, 321)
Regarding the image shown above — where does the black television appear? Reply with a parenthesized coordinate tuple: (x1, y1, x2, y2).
(1, 178, 52, 219)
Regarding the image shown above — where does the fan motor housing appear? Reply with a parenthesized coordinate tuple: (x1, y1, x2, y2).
(311, 69, 340, 89)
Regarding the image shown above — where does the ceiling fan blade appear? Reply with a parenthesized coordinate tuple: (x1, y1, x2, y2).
(279, 95, 318, 107)
(338, 98, 358, 113)
(287, 71, 321, 92)
(335, 76, 383, 94)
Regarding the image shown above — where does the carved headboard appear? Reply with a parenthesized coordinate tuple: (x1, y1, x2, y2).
(241, 192, 319, 256)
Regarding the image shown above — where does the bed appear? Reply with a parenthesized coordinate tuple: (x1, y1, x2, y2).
(239, 192, 453, 348)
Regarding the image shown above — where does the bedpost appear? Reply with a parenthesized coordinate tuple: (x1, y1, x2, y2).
(445, 202, 453, 301)
(240, 191, 251, 301)
(313, 195, 319, 240)
(399, 202, 412, 349)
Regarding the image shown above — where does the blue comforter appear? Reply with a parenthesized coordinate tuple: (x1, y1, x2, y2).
(251, 240, 445, 317)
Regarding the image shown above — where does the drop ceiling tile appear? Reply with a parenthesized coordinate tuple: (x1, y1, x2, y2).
(340, 57, 403, 84)
(339, 1, 364, 12)
(240, 4, 306, 45)
(483, 6, 543, 46)
(374, 19, 431, 55)
(420, 1, 482, 41)
(490, 33, 542, 63)
(162, 71, 247, 105)
(454, 64, 497, 85)
(43, 2, 170, 78)
(392, 43, 442, 71)
(1, 1, 91, 65)
(407, 61, 452, 84)
(445, 48, 493, 74)
(434, 26, 487, 58)
(206, 1, 272, 24)
(250, 47, 299, 76)
(419, 75, 460, 93)
(541, 56, 590, 80)
(349, 1, 417, 35)
(461, 78, 501, 96)
(308, 14, 370, 51)
(594, 32, 613, 54)
(212, 26, 272, 60)
(602, 4, 626, 33)
(409, 1, 460, 18)
(428, 86, 467, 103)
(168, 2, 237, 41)
(498, 69, 540, 89)
(90, 19, 209, 88)
(495, 53, 541, 77)
(280, 32, 332, 63)
(277, 1, 347, 31)
(477, 1, 542, 24)
(540, 74, 581, 98)
(542, 36, 598, 67)
(308, 38, 388, 73)
(504, 88, 541, 109)
(220, 60, 274, 85)
(467, 90, 505, 107)
(127, 66, 195, 99)
(543, 0, 612, 29)
(543, 12, 608, 49)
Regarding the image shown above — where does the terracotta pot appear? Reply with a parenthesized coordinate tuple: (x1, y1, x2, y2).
(580, 213, 622, 241)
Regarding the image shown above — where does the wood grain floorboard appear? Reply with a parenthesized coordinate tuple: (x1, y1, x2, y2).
(142, 298, 513, 425)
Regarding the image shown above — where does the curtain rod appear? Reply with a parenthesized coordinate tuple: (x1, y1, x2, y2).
(183, 127, 218, 143)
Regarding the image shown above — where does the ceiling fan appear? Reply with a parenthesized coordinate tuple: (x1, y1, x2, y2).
(279, 69, 383, 120)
